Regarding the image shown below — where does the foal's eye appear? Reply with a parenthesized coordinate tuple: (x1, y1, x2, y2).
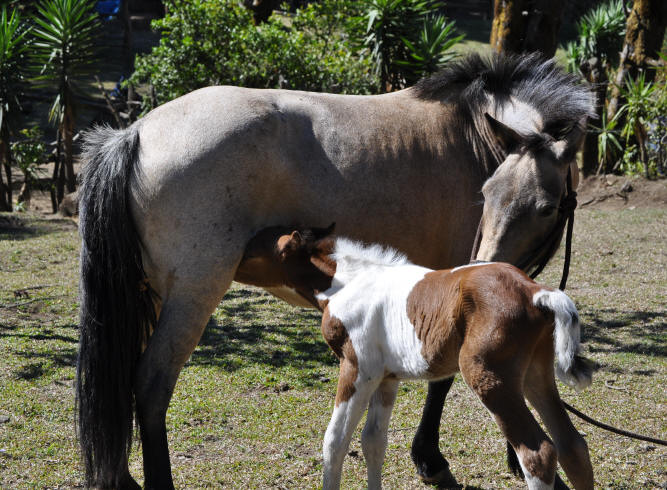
(536, 204, 557, 217)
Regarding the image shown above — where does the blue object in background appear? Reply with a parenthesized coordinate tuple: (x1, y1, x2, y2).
(95, 0, 121, 19)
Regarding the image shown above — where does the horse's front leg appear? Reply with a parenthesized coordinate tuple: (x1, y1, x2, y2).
(361, 378, 399, 490)
(411, 376, 459, 486)
(323, 360, 380, 490)
(134, 275, 232, 489)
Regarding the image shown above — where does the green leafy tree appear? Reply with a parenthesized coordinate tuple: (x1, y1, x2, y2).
(32, 0, 100, 207)
(0, 6, 30, 211)
(131, 0, 376, 111)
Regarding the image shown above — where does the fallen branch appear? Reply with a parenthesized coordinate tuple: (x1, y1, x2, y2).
(0, 296, 59, 309)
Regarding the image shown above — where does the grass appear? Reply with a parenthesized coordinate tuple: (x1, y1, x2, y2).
(0, 208, 665, 488)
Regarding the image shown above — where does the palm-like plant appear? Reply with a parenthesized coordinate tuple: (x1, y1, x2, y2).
(619, 72, 656, 177)
(363, 0, 435, 91)
(0, 6, 30, 211)
(32, 0, 100, 205)
(396, 14, 463, 85)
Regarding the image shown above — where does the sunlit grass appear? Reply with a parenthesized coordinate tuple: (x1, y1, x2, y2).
(0, 209, 664, 488)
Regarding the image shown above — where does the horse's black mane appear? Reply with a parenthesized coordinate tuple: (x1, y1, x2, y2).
(413, 53, 595, 140)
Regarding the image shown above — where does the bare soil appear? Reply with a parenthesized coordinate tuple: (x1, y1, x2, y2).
(577, 175, 667, 210)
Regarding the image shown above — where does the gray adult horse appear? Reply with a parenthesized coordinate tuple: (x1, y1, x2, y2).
(77, 53, 593, 488)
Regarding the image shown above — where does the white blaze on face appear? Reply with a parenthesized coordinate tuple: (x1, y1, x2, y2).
(494, 96, 544, 136)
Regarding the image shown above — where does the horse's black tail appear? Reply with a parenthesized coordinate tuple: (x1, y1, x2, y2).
(76, 125, 157, 486)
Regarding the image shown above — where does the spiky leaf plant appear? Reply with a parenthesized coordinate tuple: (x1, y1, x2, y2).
(32, 0, 100, 205)
(0, 6, 30, 210)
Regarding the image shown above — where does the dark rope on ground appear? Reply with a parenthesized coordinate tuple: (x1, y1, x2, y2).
(562, 401, 667, 446)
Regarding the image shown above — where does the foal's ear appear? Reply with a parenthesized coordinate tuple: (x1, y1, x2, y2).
(484, 113, 524, 155)
(277, 230, 303, 258)
(318, 222, 336, 238)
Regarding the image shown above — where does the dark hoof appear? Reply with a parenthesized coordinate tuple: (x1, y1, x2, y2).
(118, 472, 142, 490)
(417, 465, 460, 488)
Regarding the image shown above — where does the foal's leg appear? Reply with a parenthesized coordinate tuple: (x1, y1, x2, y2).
(524, 345, 594, 490)
(323, 360, 380, 490)
(134, 272, 233, 490)
(410, 377, 459, 485)
(460, 357, 558, 490)
(361, 377, 399, 490)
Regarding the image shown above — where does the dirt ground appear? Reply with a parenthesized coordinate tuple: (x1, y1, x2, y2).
(577, 174, 667, 210)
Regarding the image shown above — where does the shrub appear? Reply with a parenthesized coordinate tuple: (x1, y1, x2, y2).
(131, 0, 377, 110)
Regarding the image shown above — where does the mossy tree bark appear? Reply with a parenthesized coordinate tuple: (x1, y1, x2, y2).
(490, 0, 563, 58)
(607, 0, 667, 121)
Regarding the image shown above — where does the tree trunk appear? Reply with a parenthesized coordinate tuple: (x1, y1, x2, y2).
(63, 94, 76, 193)
(607, 0, 667, 120)
(490, 0, 563, 58)
(579, 57, 609, 176)
(0, 124, 13, 211)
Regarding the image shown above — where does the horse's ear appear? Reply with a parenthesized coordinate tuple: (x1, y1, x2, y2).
(484, 113, 523, 155)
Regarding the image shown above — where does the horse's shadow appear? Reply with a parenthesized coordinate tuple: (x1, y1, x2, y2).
(190, 286, 336, 374)
(579, 308, 666, 357)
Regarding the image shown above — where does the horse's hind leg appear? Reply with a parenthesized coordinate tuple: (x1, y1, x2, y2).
(134, 270, 234, 489)
(362, 377, 399, 490)
(410, 377, 458, 486)
(524, 342, 594, 490)
(460, 356, 558, 489)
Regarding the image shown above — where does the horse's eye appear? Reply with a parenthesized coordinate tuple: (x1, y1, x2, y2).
(536, 204, 557, 217)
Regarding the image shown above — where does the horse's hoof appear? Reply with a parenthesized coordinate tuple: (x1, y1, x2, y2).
(118, 472, 142, 490)
(417, 466, 461, 488)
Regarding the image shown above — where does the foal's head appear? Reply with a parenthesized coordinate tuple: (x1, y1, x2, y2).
(237, 224, 336, 307)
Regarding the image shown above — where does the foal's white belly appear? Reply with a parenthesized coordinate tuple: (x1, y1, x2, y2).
(321, 265, 432, 380)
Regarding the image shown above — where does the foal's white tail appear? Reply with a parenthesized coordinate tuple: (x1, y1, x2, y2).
(533, 289, 593, 391)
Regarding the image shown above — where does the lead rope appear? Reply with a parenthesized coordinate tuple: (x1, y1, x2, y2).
(553, 173, 666, 446)
(471, 170, 667, 448)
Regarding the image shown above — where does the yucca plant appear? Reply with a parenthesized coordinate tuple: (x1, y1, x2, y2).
(363, 0, 435, 91)
(566, 0, 626, 74)
(396, 14, 463, 85)
(32, 0, 100, 206)
(0, 6, 30, 211)
(594, 109, 624, 174)
(619, 72, 656, 177)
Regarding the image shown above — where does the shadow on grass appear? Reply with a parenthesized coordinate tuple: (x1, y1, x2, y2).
(0, 322, 78, 379)
(190, 289, 335, 372)
(0, 214, 76, 241)
(191, 313, 335, 372)
(581, 309, 666, 357)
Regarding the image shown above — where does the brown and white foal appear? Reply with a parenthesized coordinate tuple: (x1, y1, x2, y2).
(237, 226, 595, 490)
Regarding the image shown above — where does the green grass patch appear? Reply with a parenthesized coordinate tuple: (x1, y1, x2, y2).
(0, 209, 665, 488)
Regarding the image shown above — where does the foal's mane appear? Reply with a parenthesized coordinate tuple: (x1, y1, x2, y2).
(332, 238, 410, 271)
(412, 53, 595, 171)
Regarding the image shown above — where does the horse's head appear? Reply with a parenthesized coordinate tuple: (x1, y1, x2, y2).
(236, 223, 336, 307)
(476, 113, 585, 273)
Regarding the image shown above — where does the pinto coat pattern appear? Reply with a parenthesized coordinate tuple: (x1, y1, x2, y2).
(238, 227, 595, 490)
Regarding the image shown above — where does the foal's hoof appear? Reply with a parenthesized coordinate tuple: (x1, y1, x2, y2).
(417, 465, 460, 488)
